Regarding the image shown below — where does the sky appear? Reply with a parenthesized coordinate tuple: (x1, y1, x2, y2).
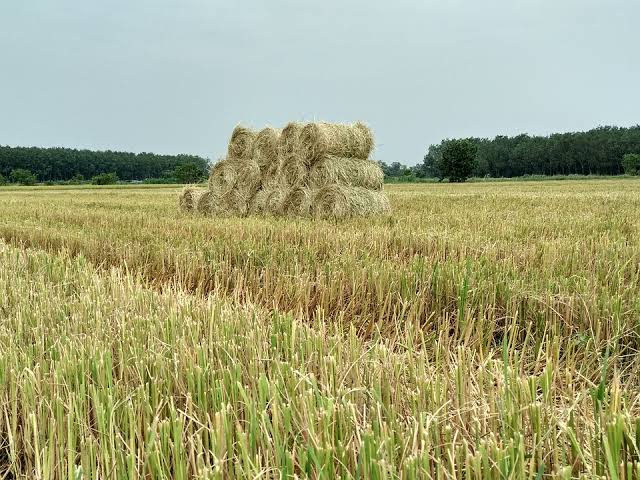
(1, 0, 638, 165)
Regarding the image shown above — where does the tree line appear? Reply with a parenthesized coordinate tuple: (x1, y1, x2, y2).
(381, 125, 640, 181)
(0, 145, 209, 184)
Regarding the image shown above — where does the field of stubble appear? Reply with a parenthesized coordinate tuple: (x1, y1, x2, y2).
(0, 180, 639, 479)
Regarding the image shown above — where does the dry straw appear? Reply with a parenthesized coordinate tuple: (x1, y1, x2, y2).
(250, 180, 290, 216)
(283, 186, 313, 217)
(227, 125, 257, 159)
(222, 188, 253, 217)
(311, 185, 391, 219)
(300, 122, 374, 165)
(209, 158, 262, 198)
(276, 122, 306, 187)
(208, 159, 237, 193)
(254, 127, 281, 173)
(278, 122, 304, 160)
(179, 186, 207, 212)
(308, 156, 384, 190)
(186, 120, 391, 219)
(249, 188, 270, 215)
(195, 190, 225, 216)
(230, 158, 262, 197)
(281, 158, 309, 188)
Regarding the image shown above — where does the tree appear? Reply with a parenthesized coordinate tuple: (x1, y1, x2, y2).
(0, 173, 6, 186)
(10, 168, 37, 185)
(440, 139, 477, 182)
(622, 154, 640, 175)
(0, 145, 209, 182)
(422, 125, 640, 178)
(91, 172, 118, 185)
(69, 174, 85, 184)
(173, 161, 206, 183)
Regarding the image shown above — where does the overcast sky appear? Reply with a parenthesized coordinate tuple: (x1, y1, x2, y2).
(1, 0, 638, 165)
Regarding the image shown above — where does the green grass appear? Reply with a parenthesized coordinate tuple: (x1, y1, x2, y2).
(0, 180, 639, 478)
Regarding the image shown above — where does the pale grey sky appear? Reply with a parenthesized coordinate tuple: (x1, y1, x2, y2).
(1, 0, 638, 165)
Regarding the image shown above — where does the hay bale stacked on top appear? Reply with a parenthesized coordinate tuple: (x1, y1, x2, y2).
(179, 121, 391, 219)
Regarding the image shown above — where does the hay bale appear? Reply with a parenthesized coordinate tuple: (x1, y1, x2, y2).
(195, 190, 225, 216)
(283, 186, 313, 217)
(222, 188, 252, 217)
(278, 122, 304, 161)
(311, 185, 391, 219)
(273, 122, 306, 187)
(251, 181, 290, 216)
(300, 122, 374, 165)
(307, 156, 384, 190)
(264, 187, 290, 215)
(262, 157, 282, 185)
(203, 157, 261, 217)
(179, 186, 207, 212)
(208, 159, 237, 193)
(209, 157, 262, 197)
(227, 125, 257, 159)
(249, 188, 270, 215)
(282, 157, 309, 187)
(231, 158, 262, 197)
(254, 127, 281, 173)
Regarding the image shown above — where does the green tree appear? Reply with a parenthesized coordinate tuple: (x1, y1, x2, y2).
(622, 153, 640, 175)
(0, 145, 209, 182)
(69, 174, 85, 184)
(91, 172, 118, 185)
(422, 125, 640, 178)
(10, 168, 37, 185)
(0, 173, 6, 186)
(422, 143, 444, 179)
(173, 161, 206, 183)
(440, 139, 477, 182)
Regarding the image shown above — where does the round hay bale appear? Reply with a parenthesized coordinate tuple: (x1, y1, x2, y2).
(231, 158, 262, 198)
(179, 186, 207, 212)
(283, 186, 313, 217)
(307, 156, 384, 190)
(227, 125, 257, 159)
(222, 188, 252, 217)
(300, 122, 374, 165)
(208, 159, 237, 193)
(253, 181, 290, 216)
(209, 157, 262, 198)
(249, 180, 287, 216)
(277, 122, 304, 160)
(282, 157, 309, 187)
(249, 187, 270, 215)
(262, 157, 282, 185)
(311, 185, 391, 219)
(195, 190, 225, 216)
(254, 127, 281, 172)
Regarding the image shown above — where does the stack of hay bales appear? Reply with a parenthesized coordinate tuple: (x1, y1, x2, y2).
(180, 121, 390, 219)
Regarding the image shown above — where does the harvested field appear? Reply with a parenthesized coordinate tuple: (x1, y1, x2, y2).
(1, 180, 640, 478)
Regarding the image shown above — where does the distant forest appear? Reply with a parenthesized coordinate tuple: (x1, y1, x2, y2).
(0, 145, 209, 182)
(2, 124, 639, 185)
(382, 125, 640, 179)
